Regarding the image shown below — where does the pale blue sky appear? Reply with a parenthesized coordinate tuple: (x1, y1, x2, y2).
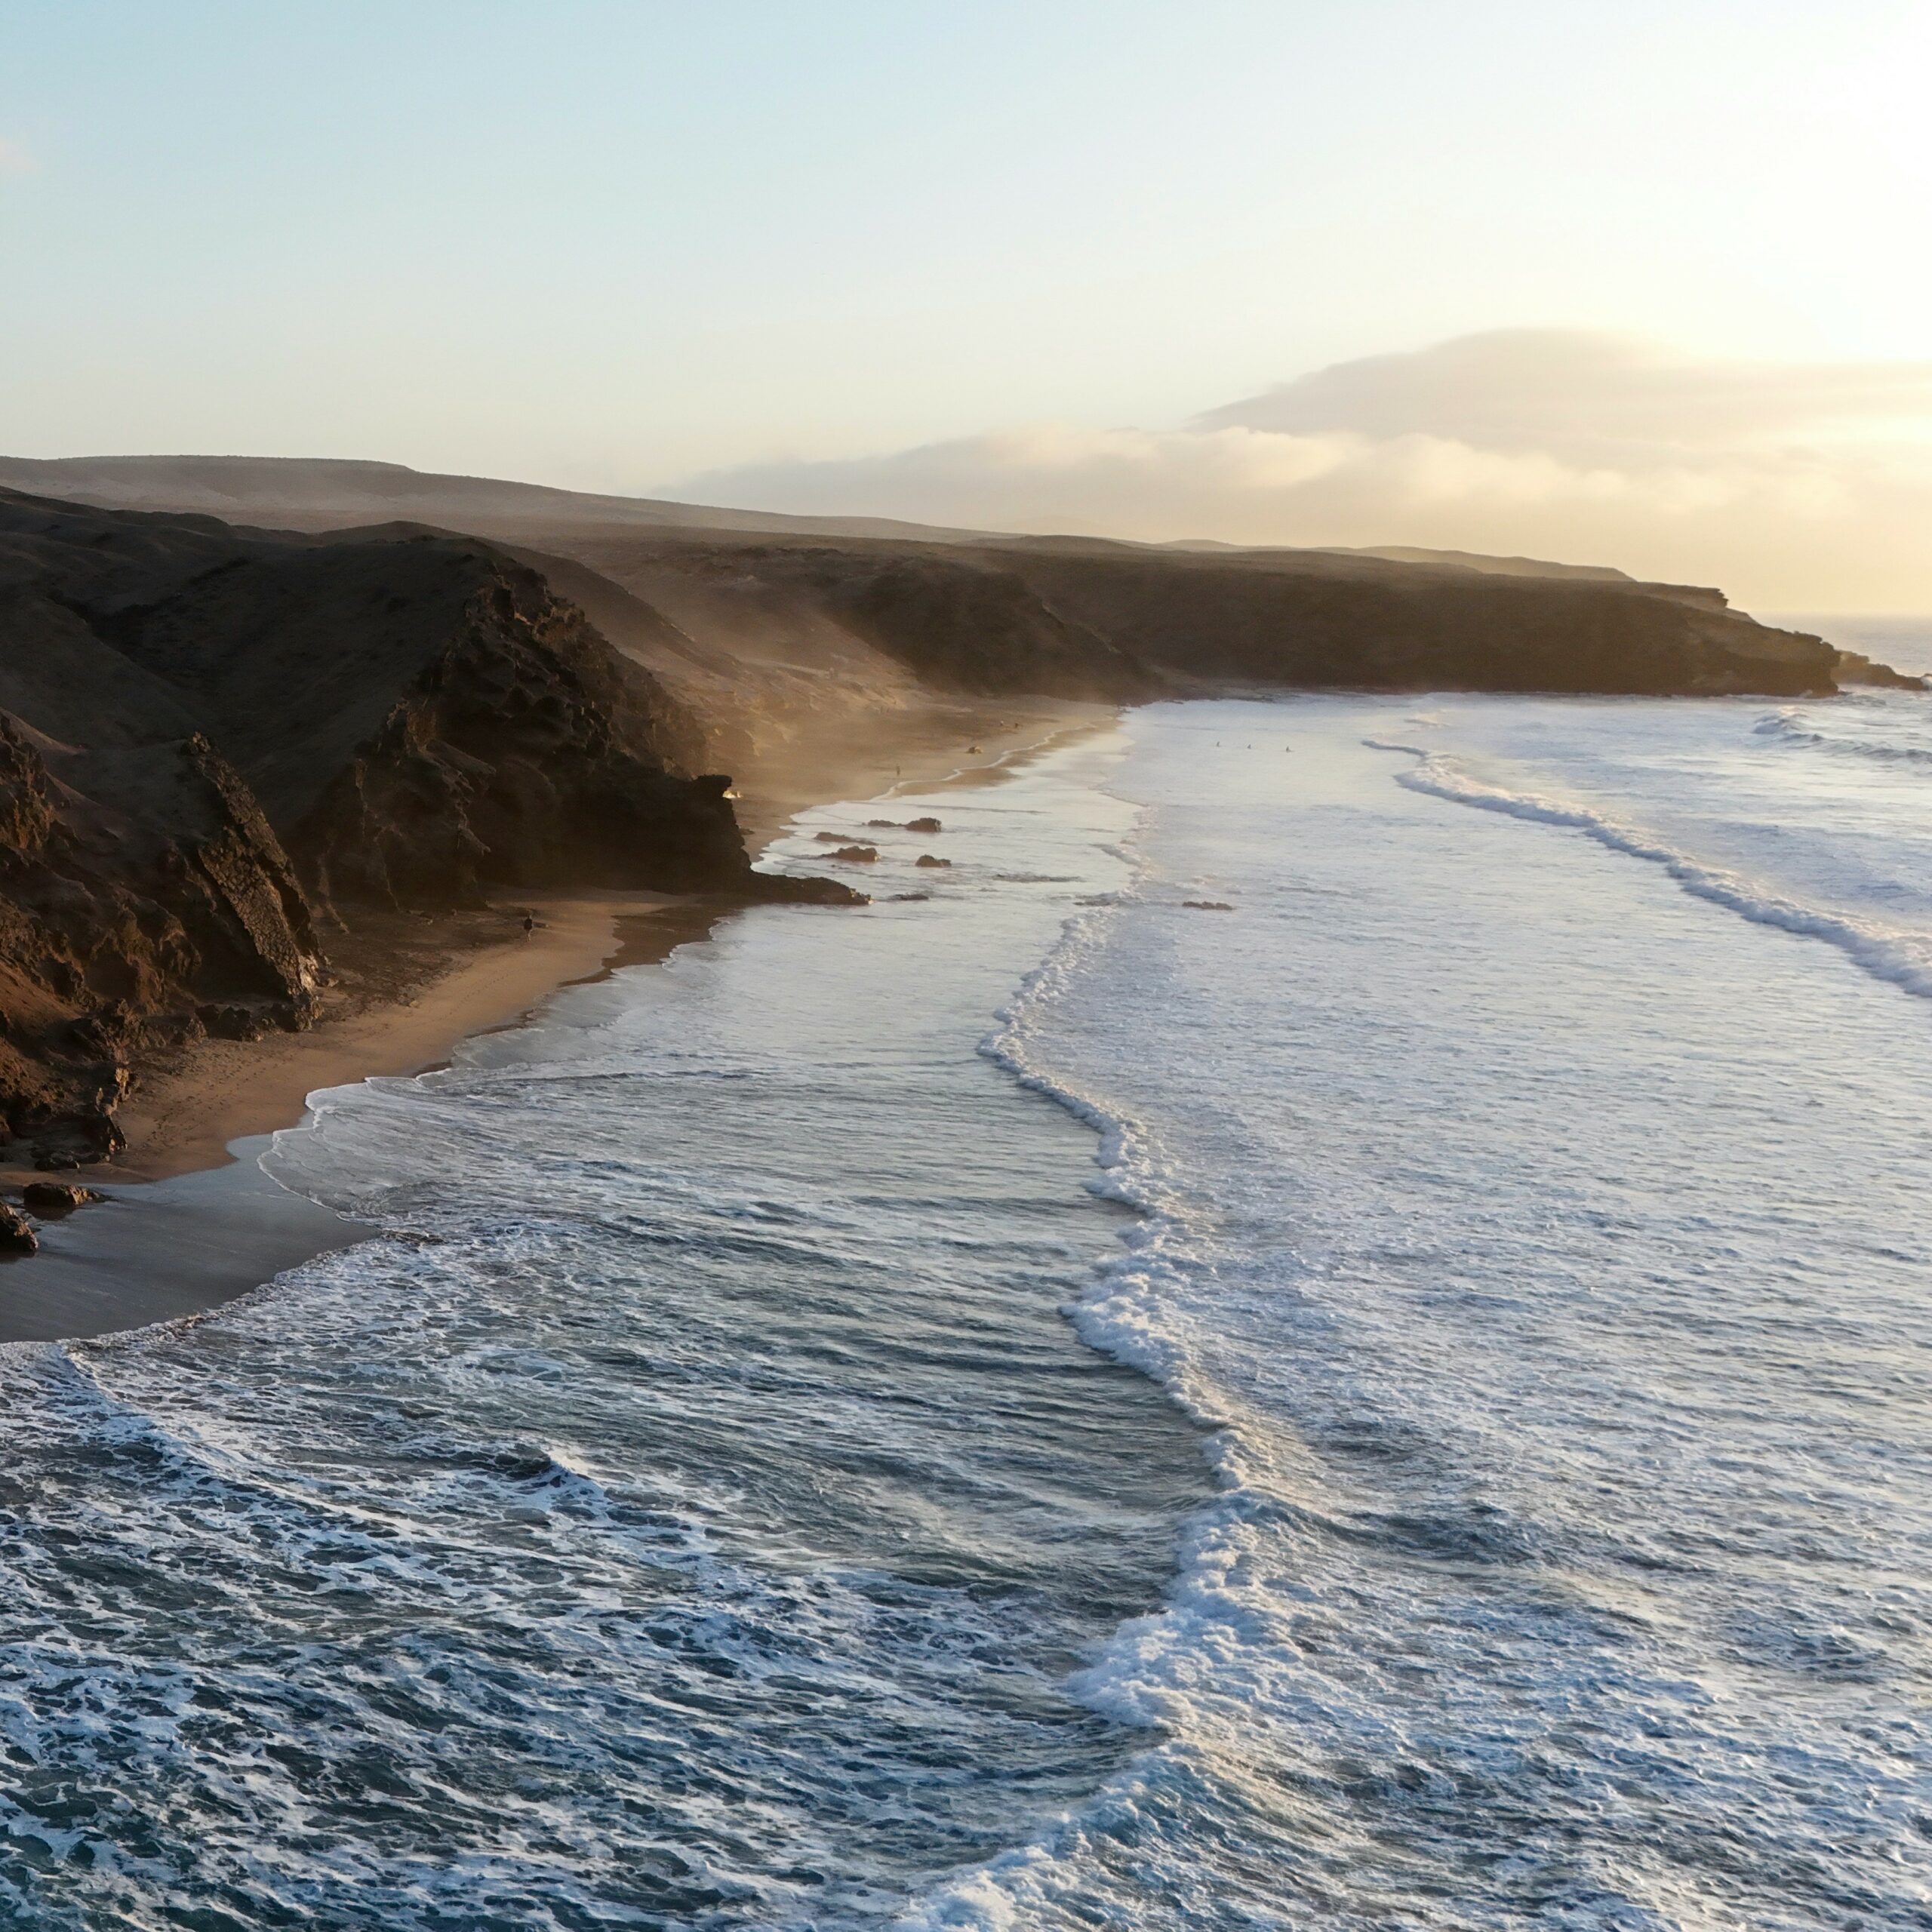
(4, 2, 1930, 600)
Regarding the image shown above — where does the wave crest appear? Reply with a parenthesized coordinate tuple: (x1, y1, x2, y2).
(1365, 737, 1932, 1000)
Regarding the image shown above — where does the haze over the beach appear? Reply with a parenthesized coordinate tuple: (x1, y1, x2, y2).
(5, 0, 1930, 608)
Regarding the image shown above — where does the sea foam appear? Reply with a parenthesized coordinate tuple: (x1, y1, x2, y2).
(1364, 735, 1932, 1001)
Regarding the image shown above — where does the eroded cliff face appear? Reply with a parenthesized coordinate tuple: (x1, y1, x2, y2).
(0, 489, 852, 1161)
(241, 560, 758, 909)
(0, 718, 321, 1162)
(1833, 649, 1928, 692)
(801, 551, 1157, 700)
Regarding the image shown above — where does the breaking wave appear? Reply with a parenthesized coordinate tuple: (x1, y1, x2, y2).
(1365, 735, 1932, 1000)
(1753, 703, 1932, 766)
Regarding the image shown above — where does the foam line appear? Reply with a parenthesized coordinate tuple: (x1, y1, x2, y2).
(1754, 706, 1932, 766)
(1364, 737, 1932, 1001)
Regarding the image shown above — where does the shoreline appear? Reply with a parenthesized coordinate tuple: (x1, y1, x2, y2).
(0, 697, 1116, 1343)
(104, 893, 718, 1184)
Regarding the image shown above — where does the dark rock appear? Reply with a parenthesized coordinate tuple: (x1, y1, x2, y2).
(65, 1004, 137, 1057)
(288, 571, 754, 909)
(745, 872, 869, 907)
(915, 854, 952, 868)
(1183, 900, 1235, 911)
(23, 1181, 102, 1213)
(1835, 649, 1927, 691)
(890, 891, 932, 902)
(0, 647, 321, 1155)
(0, 1204, 37, 1254)
(197, 1001, 270, 1041)
(904, 817, 943, 834)
(30, 1147, 82, 1172)
(79, 1106, 127, 1155)
(826, 844, 878, 863)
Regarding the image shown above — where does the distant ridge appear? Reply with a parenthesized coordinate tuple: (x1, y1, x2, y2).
(0, 454, 1001, 546)
(0, 454, 1641, 584)
(1160, 537, 1634, 583)
(1320, 543, 1635, 583)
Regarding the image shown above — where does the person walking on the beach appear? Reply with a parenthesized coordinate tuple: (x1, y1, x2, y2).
(521, 911, 536, 941)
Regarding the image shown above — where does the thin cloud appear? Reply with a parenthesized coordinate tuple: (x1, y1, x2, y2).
(672, 332, 1932, 608)
(1195, 331, 1932, 457)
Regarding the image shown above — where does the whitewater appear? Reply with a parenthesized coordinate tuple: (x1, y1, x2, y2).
(2, 690, 1930, 1927)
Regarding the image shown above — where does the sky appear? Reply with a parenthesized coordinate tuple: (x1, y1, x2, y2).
(4, 0, 1931, 608)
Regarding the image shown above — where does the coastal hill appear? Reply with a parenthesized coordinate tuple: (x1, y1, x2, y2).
(0, 457, 1857, 777)
(0, 454, 1001, 546)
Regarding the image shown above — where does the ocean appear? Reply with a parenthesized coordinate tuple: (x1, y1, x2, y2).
(2, 681, 1930, 1928)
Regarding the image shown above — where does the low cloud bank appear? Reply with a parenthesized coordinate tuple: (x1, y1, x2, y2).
(675, 331, 1932, 609)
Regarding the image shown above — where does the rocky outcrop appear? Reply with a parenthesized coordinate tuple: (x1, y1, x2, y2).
(0, 491, 860, 908)
(1833, 649, 1927, 691)
(22, 1181, 102, 1211)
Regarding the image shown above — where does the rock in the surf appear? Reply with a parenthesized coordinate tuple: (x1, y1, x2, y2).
(22, 1181, 103, 1213)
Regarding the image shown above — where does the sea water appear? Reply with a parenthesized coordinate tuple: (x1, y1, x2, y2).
(2, 689, 1929, 1928)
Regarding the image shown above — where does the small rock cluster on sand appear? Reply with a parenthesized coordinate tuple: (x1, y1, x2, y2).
(0, 1183, 105, 1258)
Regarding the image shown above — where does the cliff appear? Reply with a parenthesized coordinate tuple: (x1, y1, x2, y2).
(986, 546, 1836, 697)
(0, 488, 852, 1164)
(1832, 649, 1928, 692)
